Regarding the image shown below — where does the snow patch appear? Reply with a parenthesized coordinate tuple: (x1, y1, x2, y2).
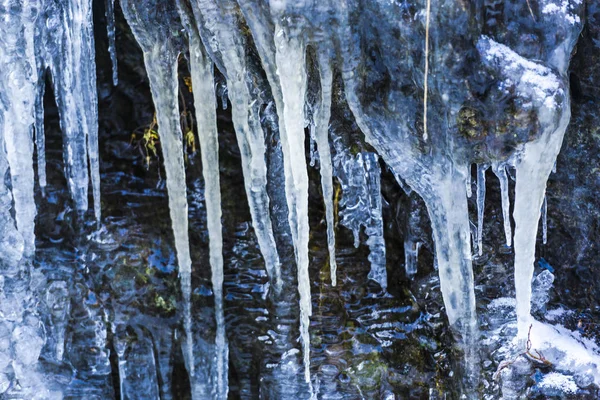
(538, 372, 578, 394)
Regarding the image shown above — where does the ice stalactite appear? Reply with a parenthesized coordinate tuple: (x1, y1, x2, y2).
(0, 113, 25, 267)
(542, 195, 548, 244)
(187, 0, 281, 290)
(272, 30, 312, 384)
(310, 57, 337, 286)
(363, 154, 387, 289)
(120, 0, 196, 389)
(105, 0, 118, 86)
(477, 35, 574, 338)
(235, 1, 315, 382)
(1, 0, 39, 257)
(34, 68, 47, 195)
(514, 135, 566, 337)
(333, 142, 387, 290)
(493, 162, 512, 247)
(336, 1, 479, 375)
(476, 164, 488, 256)
(466, 168, 472, 198)
(179, 7, 228, 397)
(404, 240, 421, 278)
(39, 0, 101, 220)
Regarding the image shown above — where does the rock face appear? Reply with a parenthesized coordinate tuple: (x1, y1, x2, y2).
(0, 0, 599, 398)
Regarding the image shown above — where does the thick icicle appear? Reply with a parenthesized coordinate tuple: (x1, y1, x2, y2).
(476, 164, 487, 256)
(188, 0, 282, 289)
(0, 123, 25, 267)
(185, 20, 228, 399)
(493, 163, 512, 247)
(273, 28, 312, 384)
(1, 1, 39, 256)
(314, 58, 337, 286)
(120, 0, 195, 388)
(105, 0, 118, 86)
(514, 135, 565, 337)
(425, 165, 478, 370)
(234, 1, 314, 382)
(39, 0, 100, 218)
(477, 36, 574, 338)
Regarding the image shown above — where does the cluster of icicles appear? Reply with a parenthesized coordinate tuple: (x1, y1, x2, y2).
(0, 0, 583, 397)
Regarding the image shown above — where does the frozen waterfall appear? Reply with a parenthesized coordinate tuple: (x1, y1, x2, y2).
(0, 0, 590, 397)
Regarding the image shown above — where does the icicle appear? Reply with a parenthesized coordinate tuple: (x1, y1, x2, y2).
(334, 147, 387, 290)
(44, 0, 95, 215)
(426, 164, 477, 358)
(422, 0, 431, 141)
(186, 25, 228, 399)
(514, 142, 560, 338)
(404, 240, 421, 278)
(476, 35, 574, 339)
(466, 165, 472, 198)
(314, 57, 337, 286)
(105, 0, 118, 86)
(145, 50, 195, 383)
(228, 0, 315, 386)
(308, 126, 317, 168)
(34, 68, 47, 195)
(542, 195, 547, 245)
(188, 0, 282, 290)
(493, 163, 512, 247)
(1, 4, 38, 256)
(273, 28, 312, 384)
(476, 164, 487, 256)
(364, 153, 387, 290)
(120, 0, 195, 388)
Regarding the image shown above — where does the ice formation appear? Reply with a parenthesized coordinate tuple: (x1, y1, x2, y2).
(333, 141, 387, 290)
(0, 0, 589, 397)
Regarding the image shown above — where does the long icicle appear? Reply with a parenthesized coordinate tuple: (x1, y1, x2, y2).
(120, 0, 196, 385)
(191, 0, 282, 289)
(314, 55, 337, 286)
(493, 163, 512, 247)
(81, 0, 102, 222)
(105, 0, 118, 86)
(423, 0, 431, 141)
(2, 3, 38, 257)
(187, 30, 228, 399)
(235, 1, 313, 384)
(476, 164, 487, 256)
(541, 194, 548, 245)
(273, 27, 312, 384)
(514, 126, 569, 339)
(34, 67, 47, 196)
